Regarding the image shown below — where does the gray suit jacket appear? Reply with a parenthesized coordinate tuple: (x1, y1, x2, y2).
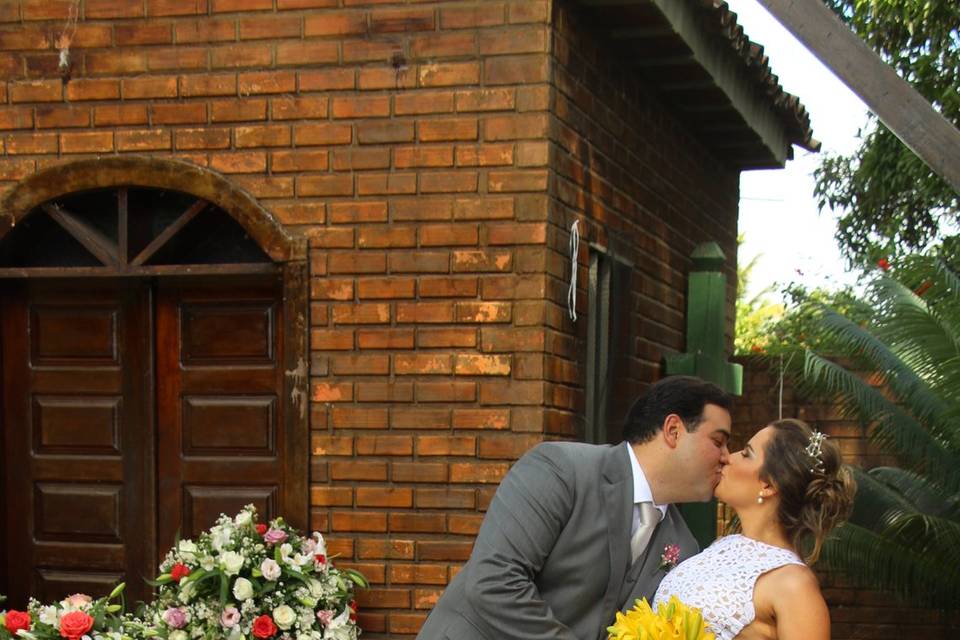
(417, 441, 699, 640)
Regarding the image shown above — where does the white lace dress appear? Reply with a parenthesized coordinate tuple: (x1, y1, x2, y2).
(652, 534, 804, 640)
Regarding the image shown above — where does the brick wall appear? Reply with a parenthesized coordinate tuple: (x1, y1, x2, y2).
(0, 0, 747, 637)
(735, 356, 960, 639)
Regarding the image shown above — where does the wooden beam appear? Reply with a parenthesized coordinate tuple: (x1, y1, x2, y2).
(42, 203, 120, 266)
(130, 198, 207, 266)
(757, 0, 960, 192)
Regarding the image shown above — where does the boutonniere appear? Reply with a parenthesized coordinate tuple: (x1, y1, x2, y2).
(658, 543, 681, 572)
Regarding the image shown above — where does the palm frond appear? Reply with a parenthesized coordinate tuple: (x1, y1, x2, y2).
(868, 467, 960, 519)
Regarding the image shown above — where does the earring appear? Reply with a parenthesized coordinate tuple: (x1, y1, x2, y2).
(757, 492, 764, 504)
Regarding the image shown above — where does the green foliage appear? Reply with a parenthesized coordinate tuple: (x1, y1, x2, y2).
(795, 255, 960, 609)
(734, 240, 785, 355)
(814, 0, 960, 267)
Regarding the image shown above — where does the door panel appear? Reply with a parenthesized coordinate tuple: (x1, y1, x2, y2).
(1, 282, 154, 607)
(156, 280, 284, 548)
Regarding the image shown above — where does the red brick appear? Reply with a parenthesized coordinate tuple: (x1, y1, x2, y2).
(311, 279, 354, 301)
(175, 128, 230, 150)
(299, 174, 353, 196)
(304, 12, 366, 37)
(487, 222, 548, 245)
(371, 7, 434, 33)
(180, 74, 236, 97)
(328, 252, 387, 274)
(356, 328, 414, 349)
(34, 106, 87, 129)
(420, 172, 478, 194)
(486, 54, 549, 84)
(389, 513, 445, 534)
(86, 0, 143, 18)
(358, 226, 416, 249)
(0, 26, 50, 50)
(441, 4, 506, 29)
(271, 96, 329, 120)
(456, 88, 515, 112)
(357, 278, 415, 299)
(210, 98, 266, 122)
(411, 31, 476, 58)
(86, 51, 147, 75)
(277, 40, 338, 65)
(357, 173, 417, 196)
(333, 96, 390, 119)
(60, 131, 114, 154)
(117, 129, 172, 152)
(456, 143, 514, 167)
(395, 91, 454, 115)
(416, 382, 475, 403)
(392, 462, 447, 483)
(0, 159, 36, 180)
(299, 69, 355, 91)
(330, 355, 390, 376)
(450, 462, 510, 483)
(212, 43, 272, 69)
(125, 76, 179, 99)
(149, 0, 208, 16)
(358, 66, 417, 91)
(419, 276, 478, 298)
(357, 121, 414, 145)
(294, 123, 352, 146)
(357, 487, 413, 508)
(148, 48, 209, 72)
(331, 303, 390, 324)
(417, 328, 477, 349)
(230, 175, 293, 198)
(510, 0, 550, 23)
(235, 124, 291, 147)
(310, 329, 353, 350)
(331, 149, 390, 172)
(357, 589, 411, 609)
(489, 169, 549, 192)
(419, 118, 478, 142)
(4, 132, 57, 155)
(152, 103, 207, 124)
(392, 199, 454, 221)
(239, 71, 297, 95)
(239, 15, 301, 40)
(212, 0, 272, 12)
(210, 152, 267, 174)
(454, 354, 511, 376)
(389, 253, 449, 274)
(311, 486, 353, 507)
(415, 489, 475, 510)
(65, 79, 120, 102)
(356, 381, 414, 402)
(484, 113, 550, 141)
(394, 146, 454, 169)
(453, 408, 510, 430)
(342, 40, 401, 64)
(10, 80, 61, 103)
(311, 381, 354, 402)
(418, 61, 480, 87)
(278, 0, 337, 7)
(480, 26, 549, 55)
(272, 149, 329, 172)
(93, 104, 148, 127)
(456, 302, 512, 323)
(175, 19, 236, 43)
(452, 249, 513, 272)
(21, 0, 69, 20)
(420, 224, 478, 247)
(332, 511, 387, 532)
(331, 406, 389, 428)
(357, 539, 415, 560)
(310, 227, 355, 249)
(394, 354, 453, 376)
(355, 435, 413, 456)
(0, 107, 33, 130)
(389, 564, 448, 585)
(116, 23, 173, 46)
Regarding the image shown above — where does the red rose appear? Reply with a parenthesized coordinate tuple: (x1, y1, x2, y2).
(255, 523, 268, 536)
(4, 610, 31, 635)
(170, 562, 191, 582)
(252, 615, 277, 639)
(59, 611, 94, 640)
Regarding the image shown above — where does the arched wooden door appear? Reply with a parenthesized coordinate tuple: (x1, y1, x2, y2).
(0, 184, 307, 607)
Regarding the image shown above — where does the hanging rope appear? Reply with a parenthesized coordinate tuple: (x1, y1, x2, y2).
(567, 220, 580, 322)
(56, 0, 80, 79)
(777, 351, 795, 419)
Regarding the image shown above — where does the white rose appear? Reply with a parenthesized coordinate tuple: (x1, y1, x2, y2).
(200, 556, 216, 572)
(220, 551, 244, 576)
(234, 511, 252, 527)
(307, 579, 325, 599)
(272, 605, 296, 631)
(169, 631, 188, 640)
(260, 559, 281, 581)
(38, 606, 59, 626)
(232, 577, 254, 601)
(178, 540, 198, 560)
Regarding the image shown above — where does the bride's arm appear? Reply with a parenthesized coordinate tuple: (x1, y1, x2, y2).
(767, 565, 831, 640)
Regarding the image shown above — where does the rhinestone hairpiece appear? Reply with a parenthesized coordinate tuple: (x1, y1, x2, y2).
(805, 430, 827, 473)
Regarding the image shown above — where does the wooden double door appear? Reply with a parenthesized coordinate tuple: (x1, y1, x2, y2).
(1, 277, 286, 606)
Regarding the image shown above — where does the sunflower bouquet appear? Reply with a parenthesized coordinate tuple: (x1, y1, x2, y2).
(607, 596, 715, 640)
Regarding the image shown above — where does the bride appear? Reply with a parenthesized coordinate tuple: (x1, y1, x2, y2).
(652, 418, 855, 640)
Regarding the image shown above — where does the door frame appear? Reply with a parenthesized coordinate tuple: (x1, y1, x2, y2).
(0, 158, 310, 597)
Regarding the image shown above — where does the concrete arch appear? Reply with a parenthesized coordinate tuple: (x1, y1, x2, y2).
(0, 156, 304, 263)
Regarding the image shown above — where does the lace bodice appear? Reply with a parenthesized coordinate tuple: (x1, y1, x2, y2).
(653, 534, 804, 640)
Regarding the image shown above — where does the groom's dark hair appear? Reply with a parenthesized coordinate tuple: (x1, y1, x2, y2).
(622, 375, 732, 443)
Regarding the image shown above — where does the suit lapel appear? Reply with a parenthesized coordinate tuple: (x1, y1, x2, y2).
(600, 444, 632, 623)
(618, 506, 693, 610)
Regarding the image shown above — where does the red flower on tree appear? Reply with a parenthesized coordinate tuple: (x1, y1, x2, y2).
(252, 615, 278, 639)
(4, 610, 31, 635)
(170, 562, 191, 582)
(877, 258, 891, 271)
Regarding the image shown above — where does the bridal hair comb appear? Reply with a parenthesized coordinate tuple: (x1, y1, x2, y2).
(805, 430, 828, 473)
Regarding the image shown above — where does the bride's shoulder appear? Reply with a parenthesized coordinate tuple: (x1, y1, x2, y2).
(756, 562, 821, 600)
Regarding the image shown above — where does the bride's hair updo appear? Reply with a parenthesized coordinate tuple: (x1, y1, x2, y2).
(760, 418, 856, 564)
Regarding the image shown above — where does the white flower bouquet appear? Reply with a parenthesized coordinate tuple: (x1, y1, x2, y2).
(141, 505, 367, 640)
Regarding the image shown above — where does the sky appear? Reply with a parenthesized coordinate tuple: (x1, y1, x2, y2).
(725, 0, 870, 303)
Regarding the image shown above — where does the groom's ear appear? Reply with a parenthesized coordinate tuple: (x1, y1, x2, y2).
(661, 414, 683, 448)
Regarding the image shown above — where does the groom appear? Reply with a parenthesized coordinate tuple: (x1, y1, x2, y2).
(416, 375, 733, 640)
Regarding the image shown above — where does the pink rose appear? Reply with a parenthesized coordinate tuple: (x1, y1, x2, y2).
(316, 610, 334, 627)
(220, 607, 241, 628)
(262, 528, 287, 545)
(162, 607, 187, 629)
(62, 594, 92, 609)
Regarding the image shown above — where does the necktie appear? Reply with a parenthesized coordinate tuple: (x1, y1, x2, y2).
(630, 502, 659, 565)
